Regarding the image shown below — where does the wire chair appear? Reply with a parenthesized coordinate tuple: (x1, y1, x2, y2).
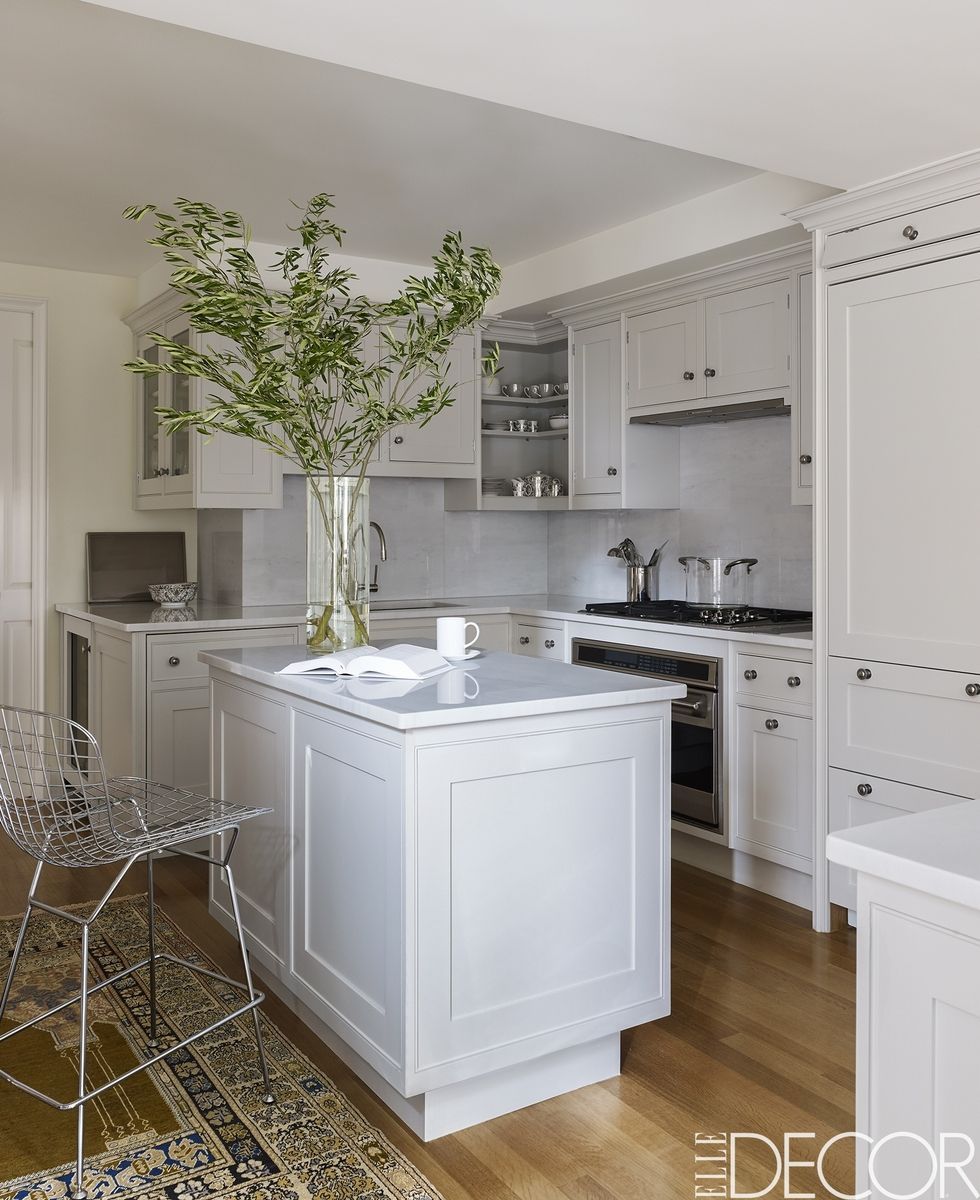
(0, 704, 275, 1200)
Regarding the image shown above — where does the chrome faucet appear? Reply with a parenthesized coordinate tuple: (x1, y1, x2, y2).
(369, 521, 388, 593)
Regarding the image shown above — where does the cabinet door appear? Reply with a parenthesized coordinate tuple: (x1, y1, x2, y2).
(514, 622, 563, 659)
(91, 629, 133, 777)
(136, 334, 166, 499)
(828, 254, 980, 672)
(732, 706, 813, 871)
(704, 280, 790, 397)
(792, 271, 814, 503)
(626, 302, 701, 410)
(148, 684, 210, 793)
(385, 333, 477, 468)
(571, 321, 622, 496)
(828, 768, 964, 911)
(162, 315, 193, 498)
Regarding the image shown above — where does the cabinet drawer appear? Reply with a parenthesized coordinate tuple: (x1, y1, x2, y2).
(148, 626, 300, 683)
(736, 653, 812, 705)
(828, 656, 980, 797)
(828, 768, 966, 911)
(514, 623, 563, 660)
(823, 192, 980, 268)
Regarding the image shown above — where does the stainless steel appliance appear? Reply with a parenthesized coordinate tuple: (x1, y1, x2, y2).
(580, 599, 812, 633)
(571, 638, 722, 832)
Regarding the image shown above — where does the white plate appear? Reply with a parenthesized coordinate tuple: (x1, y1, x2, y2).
(444, 648, 482, 662)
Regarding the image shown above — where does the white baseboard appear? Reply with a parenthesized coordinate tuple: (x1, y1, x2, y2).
(672, 832, 813, 911)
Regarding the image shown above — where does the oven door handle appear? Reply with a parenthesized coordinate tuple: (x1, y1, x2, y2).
(673, 698, 706, 717)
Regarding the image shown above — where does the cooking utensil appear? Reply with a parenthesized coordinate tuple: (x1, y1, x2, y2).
(678, 556, 758, 607)
(648, 538, 669, 567)
(626, 565, 647, 602)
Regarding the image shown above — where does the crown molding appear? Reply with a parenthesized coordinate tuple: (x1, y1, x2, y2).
(124, 287, 182, 333)
(788, 148, 980, 234)
(551, 241, 811, 328)
(482, 316, 567, 346)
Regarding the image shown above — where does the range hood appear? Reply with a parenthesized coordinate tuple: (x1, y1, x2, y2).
(629, 396, 790, 427)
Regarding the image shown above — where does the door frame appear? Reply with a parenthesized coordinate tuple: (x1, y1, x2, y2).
(1, 294, 48, 710)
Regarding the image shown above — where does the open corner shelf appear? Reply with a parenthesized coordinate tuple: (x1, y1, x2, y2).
(482, 429, 567, 440)
(480, 495, 569, 512)
(482, 394, 569, 407)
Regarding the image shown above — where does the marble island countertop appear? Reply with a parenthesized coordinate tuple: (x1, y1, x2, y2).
(200, 643, 687, 730)
(827, 799, 980, 914)
(56, 594, 812, 649)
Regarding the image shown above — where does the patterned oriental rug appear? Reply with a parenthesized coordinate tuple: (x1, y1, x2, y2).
(0, 896, 443, 1200)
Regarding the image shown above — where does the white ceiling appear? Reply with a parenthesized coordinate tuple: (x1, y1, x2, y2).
(0, 0, 764, 277)
(81, 0, 980, 190)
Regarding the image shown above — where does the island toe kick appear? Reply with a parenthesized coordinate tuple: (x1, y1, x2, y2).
(202, 646, 680, 1139)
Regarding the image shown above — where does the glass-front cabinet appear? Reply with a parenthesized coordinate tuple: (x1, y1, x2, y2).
(136, 314, 193, 502)
(127, 291, 283, 510)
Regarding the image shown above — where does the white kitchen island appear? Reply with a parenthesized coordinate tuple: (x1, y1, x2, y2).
(201, 644, 683, 1140)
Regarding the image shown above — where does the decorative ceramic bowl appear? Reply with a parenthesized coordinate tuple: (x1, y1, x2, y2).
(549, 415, 569, 430)
(148, 581, 198, 608)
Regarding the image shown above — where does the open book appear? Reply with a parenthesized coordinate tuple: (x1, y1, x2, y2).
(277, 644, 451, 681)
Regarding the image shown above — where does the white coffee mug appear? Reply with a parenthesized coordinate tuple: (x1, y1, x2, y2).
(436, 670, 480, 705)
(436, 616, 480, 659)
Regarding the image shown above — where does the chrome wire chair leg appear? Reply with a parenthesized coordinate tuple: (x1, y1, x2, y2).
(223, 860, 273, 1105)
(0, 860, 42, 1022)
(72, 921, 90, 1200)
(146, 853, 159, 1049)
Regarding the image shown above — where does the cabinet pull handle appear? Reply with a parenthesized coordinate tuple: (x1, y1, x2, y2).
(683, 371, 695, 381)
(857, 782, 873, 797)
(856, 667, 872, 681)
(545, 639, 556, 649)
(519, 636, 530, 646)
(902, 224, 919, 241)
(393, 435, 404, 445)
(799, 454, 812, 465)
(744, 669, 758, 681)
(704, 368, 716, 378)
(966, 683, 980, 697)
(765, 718, 779, 731)
(168, 655, 181, 667)
(607, 466, 618, 476)
(787, 675, 801, 688)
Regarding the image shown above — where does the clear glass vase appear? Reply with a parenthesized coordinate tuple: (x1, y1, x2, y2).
(306, 475, 370, 653)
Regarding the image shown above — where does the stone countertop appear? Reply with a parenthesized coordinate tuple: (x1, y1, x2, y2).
(827, 800, 980, 913)
(55, 594, 812, 650)
(200, 643, 687, 731)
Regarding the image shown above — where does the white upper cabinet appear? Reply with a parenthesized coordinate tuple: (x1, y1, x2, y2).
(703, 280, 791, 398)
(827, 252, 980, 672)
(571, 320, 623, 495)
(128, 294, 283, 510)
(626, 302, 701, 410)
(378, 332, 477, 474)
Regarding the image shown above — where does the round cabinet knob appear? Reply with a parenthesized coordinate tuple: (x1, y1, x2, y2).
(787, 675, 801, 688)
(545, 639, 556, 649)
(966, 683, 980, 697)
(856, 667, 873, 681)
(799, 454, 813, 465)
(393, 435, 404, 445)
(765, 718, 779, 731)
(902, 224, 919, 241)
(683, 371, 695, 381)
(607, 467, 618, 476)
(704, 368, 717, 378)
(857, 782, 873, 797)
(519, 636, 530, 646)
(744, 669, 758, 681)
(168, 656, 180, 667)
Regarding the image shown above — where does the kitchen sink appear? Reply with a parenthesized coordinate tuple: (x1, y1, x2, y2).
(371, 599, 462, 611)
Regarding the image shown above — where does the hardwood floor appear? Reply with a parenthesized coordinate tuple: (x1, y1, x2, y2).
(0, 848, 855, 1198)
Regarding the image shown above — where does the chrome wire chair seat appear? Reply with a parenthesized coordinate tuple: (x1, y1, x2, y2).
(0, 705, 275, 1200)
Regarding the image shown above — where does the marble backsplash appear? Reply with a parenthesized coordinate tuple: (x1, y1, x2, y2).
(198, 415, 812, 611)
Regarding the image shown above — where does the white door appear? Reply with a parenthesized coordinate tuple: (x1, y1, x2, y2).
(827, 253, 980, 672)
(571, 321, 622, 496)
(704, 280, 790, 397)
(626, 302, 702, 410)
(0, 307, 38, 708)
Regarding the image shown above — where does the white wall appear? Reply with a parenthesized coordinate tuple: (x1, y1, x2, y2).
(0, 261, 198, 703)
